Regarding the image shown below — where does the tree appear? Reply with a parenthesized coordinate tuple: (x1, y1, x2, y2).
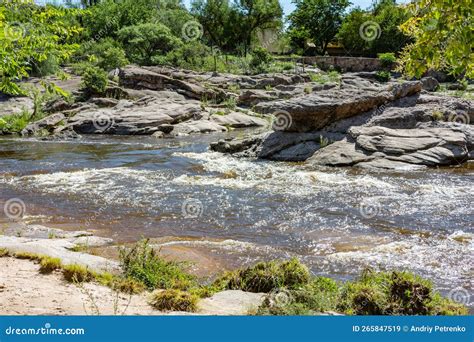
(233, 0, 283, 56)
(117, 23, 182, 65)
(191, 0, 236, 53)
(398, 0, 473, 79)
(337, 0, 411, 56)
(0, 0, 81, 95)
(288, 0, 351, 55)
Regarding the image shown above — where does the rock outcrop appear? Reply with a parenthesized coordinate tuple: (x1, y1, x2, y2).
(211, 73, 473, 170)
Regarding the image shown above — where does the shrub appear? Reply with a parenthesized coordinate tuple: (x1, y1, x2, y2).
(375, 71, 391, 82)
(0, 248, 9, 257)
(119, 239, 196, 291)
(150, 289, 198, 312)
(81, 66, 108, 94)
(112, 277, 146, 294)
(165, 41, 211, 69)
(250, 47, 273, 74)
(63, 264, 94, 283)
(74, 38, 128, 71)
(336, 269, 468, 315)
(0, 110, 31, 134)
(378, 53, 397, 69)
(39, 257, 62, 274)
(117, 23, 182, 66)
(213, 258, 310, 293)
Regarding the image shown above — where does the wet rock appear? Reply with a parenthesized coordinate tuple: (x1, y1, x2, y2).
(355, 158, 427, 171)
(21, 113, 66, 136)
(308, 139, 374, 166)
(67, 98, 201, 135)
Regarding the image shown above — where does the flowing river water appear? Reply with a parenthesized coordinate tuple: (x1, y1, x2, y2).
(0, 131, 473, 306)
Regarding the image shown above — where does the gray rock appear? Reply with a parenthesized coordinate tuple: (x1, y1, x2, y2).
(210, 111, 268, 128)
(308, 139, 374, 166)
(21, 113, 66, 136)
(421, 77, 439, 91)
(173, 120, 227, 135)
(254, 81, 422, 132)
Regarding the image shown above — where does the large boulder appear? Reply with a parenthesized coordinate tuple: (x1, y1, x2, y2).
(21, 113, 66, 136)
(254, 81, 422, 132)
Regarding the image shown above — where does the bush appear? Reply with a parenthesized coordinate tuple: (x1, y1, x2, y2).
(164, 41, 212, 69)
(81, 66, 109, 94)
(150, 289, 199, 312)
(117, 23, 182, 66)
(74, 38, 128, 71)
(0, 248, 9, 257)
(378, 52, 396, 69)
(375, 71, 391, 82)
(250, 47, 273, 74)
(0, 110, 31, 134)
(39, 257, 62, 274)
(337, 269, 468, 315)
(119, 239, 196, 291)
(213, 258, 310, 293)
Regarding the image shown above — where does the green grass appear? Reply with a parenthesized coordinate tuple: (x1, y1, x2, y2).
(62, 264, 95, 283)
(308, 71, 341, 84)
(149, 289, 199, 312)
(0, 248, 9, 257)
(212, 258, 310, 293)
(39, 256, 62, 274)
(119, 239, 197, 291)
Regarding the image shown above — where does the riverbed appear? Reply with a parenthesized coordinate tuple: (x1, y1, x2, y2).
(0, 131, 472, 305)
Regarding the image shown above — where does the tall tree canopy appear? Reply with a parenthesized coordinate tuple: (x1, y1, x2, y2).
(288, 0, 351, 55)
(398, 0, 473, 79)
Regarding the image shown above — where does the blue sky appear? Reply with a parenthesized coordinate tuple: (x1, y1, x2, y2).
(183, 0, 411, 15)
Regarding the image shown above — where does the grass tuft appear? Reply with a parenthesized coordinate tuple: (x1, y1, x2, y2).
(149, 289, 199, 312)
(39, 256, 62, 274)
(119, 239, 196, 291)
(63, 264, 94, 283)
(0, 248, 9, 257)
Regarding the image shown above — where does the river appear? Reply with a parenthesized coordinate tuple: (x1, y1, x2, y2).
(0, 131, 472, 306)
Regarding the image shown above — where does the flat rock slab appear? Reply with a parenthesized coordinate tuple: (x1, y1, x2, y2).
(254, 81, 422, 132)
(210, 111, 268, 128)
(198, 290, 265, 315)
(0, 224, 117, 273)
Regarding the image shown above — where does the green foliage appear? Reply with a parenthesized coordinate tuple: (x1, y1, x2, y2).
(337, 270, 468, 315)
(309, 71, 340, 84)
(250, 47, 273, 73)
(81, 66, 108, 94)
(112, 277, 146, 294)
(288, 0, 351, 55)
(150, 289, 199, 312)
(213, 258, 310, 293)
(378, 52, 396, 68)
(39, 257, 62, 274)
(398, 0, 473, 79)
(0, 0, 81, 95)
(0, 248, 10, 257)
(165, 41, 212, 69)
(375, 70, 391, 82)
(74, 38, 128, 71)
(117, 23, 182, 65)
(337, 0, 411, 56)
(0, 111, 31, 134)
(119, 239, 196, 291)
